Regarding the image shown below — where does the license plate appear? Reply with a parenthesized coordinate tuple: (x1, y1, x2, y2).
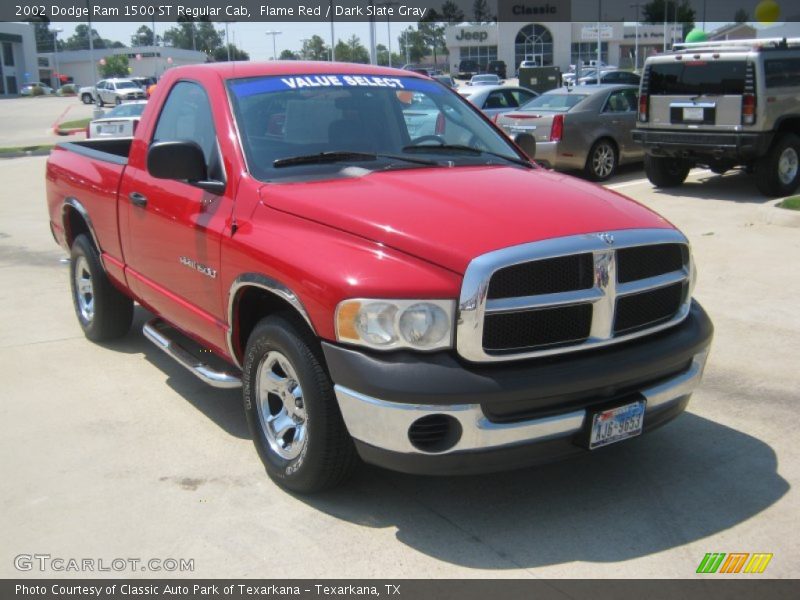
(683, 107, 704, 121)
(589, 399, 645, 449)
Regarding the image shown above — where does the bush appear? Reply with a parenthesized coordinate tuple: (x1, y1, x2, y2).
(58, 84, 77, 96)
(30, 86, 44, 96)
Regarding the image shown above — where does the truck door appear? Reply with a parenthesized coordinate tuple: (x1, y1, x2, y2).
(119, 80, 232, 351)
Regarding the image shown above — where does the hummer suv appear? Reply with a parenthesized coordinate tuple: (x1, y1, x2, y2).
(633, 37, 800, 197)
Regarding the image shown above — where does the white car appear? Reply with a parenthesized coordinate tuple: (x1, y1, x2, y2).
(87, 101, 147, 139)
(467, 74, 503, 87)
(79, 78, 147, 106)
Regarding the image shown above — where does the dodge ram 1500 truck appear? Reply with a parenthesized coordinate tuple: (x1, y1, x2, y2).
(47, 62, 713, 493)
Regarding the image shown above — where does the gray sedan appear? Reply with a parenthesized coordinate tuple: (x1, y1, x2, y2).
(458, 85, 538, 119)
(496, 84, 643, 181)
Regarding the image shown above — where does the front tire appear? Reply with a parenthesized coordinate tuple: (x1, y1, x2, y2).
(95, 96, 103, 107)
(243, 315, 358, 493)
(755, 133, 800, 197)
(69, 234, 133, 342)
(584, 139, 617, 181)
(114, 97, 121, 106)
(645, 155, 690, 188)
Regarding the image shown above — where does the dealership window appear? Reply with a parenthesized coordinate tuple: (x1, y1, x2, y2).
(460, 45, 498, 70)
(515, 24, 553, 69)
(571, 42, 609, 67)
(2, 42, 14, 67)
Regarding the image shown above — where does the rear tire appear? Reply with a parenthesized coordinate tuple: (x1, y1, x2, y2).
(755, 133, 800, 197)
(584, 138, 618, 181)
(644, 155, 690, 188)
(243, 314, 358, 493)
(69, 234, 133, 342)
(81, 93, 93, 105)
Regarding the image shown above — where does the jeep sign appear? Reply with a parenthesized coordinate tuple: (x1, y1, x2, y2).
(446, 26, 498, 46)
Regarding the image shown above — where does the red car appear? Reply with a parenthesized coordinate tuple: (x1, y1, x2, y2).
(46, 62, 713, 492)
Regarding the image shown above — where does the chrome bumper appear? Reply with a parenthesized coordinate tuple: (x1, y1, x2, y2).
(334, 349, 709, 456)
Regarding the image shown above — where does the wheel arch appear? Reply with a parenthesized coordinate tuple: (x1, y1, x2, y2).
(227, 274, 318, 369)
(62, 198, 101, 251)
(773, 115, 800, 137)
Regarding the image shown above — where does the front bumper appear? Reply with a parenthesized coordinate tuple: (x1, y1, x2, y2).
(633, 129, 772, 162)
(324, 301, 713, 475)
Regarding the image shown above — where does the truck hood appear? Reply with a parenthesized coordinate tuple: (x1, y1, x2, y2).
(259, 166, 673, 274)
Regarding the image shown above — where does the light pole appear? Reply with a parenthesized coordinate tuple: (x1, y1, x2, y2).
(224, 22, 236, 61)
(329, 0, 335, 61)
(376, 2, 399, 67)
(265, 30, 282, 60)
(630, 3, 641, 71)
(52, 27, 63, 89)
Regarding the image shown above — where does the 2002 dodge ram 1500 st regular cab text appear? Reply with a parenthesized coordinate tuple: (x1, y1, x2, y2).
(47, 62, 713, 492)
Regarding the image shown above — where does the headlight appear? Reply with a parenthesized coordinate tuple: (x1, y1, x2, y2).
(335, 299, 455, 351)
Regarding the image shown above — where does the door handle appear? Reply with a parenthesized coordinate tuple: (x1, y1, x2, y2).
(129, 192, 148, 208)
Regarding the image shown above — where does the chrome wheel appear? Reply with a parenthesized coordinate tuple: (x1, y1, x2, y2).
(256, 351, 307, 460)
(73, 255, 95, 322)
(778, 147, 799, 186)
(592, 142, 615, 179)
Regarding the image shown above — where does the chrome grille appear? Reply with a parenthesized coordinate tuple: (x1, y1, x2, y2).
(457, 229, 693, 362)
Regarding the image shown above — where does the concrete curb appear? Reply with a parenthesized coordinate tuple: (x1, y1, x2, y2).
(0, 148, 53, 159)
(53, 126, 84, 136)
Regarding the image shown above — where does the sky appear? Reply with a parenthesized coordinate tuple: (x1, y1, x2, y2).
(48, 19, 800, 62)
(49, 21, 420, 61)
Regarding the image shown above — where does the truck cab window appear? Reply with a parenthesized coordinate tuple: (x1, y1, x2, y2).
(152, 81, 224, 181)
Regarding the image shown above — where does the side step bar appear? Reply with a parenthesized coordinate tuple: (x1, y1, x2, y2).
(143, 319, 242, 389)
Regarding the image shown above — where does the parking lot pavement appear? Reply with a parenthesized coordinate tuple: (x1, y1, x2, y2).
(1, 157, 798, 578)
(0, 96, 95, 147)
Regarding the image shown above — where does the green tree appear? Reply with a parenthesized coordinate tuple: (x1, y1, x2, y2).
(472, 0, 491, 23)
(65, 24, 105, 50)
(441, 0, 465, 24)
(419, 21, 447, 66)
(302, 35, 329, 61)
(376, 44, 403, 67)
(130, 25, 156, 47)
(27, 16, 63, 52)
(279, 49, 299, 60)
(642, 0, 696, 38)
(334, 39, 352, 62)
(100, 54, 129, 78)
(213, 44, 250, 61)
(399, 27, 429, 64)
(163, 17, 221, 54)
(346, 35, 370, 64)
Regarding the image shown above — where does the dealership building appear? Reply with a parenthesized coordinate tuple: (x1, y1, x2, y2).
(0, 22, 39, 95)
(445, 21, 683, 74)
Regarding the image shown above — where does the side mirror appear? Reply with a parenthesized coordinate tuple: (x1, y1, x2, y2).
(512, 132, 537, 159)
(147, 141, 225, 193)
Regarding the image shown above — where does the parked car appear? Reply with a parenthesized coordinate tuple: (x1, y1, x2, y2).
(433, 74, 458, 89)
(456, 59, 480, 79)
(80, 78, 147, 106)
(497, 84, 643, 180)
(87, 100, 147, 139)
(487, 60, 507, 79)
(563, 68, 600, 85)
(459, 85, 538, 119)
(468, 74, 503, 87)
(579, 70, 641, 86)
(46, 63, 712, 493)
(634, 37, 800, 196)
(20, 82, 54, 96)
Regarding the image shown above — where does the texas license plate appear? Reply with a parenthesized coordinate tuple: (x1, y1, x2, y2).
(683, 107, 704, 121)
(589, 399, 646, 449)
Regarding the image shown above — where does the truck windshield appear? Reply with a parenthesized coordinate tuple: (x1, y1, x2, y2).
(648, 61, 747, 95)
(227, 74, 526, 181)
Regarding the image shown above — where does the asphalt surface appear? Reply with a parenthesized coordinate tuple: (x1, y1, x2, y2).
(1, 154, 798, 578)
(0, 95, 96, 147)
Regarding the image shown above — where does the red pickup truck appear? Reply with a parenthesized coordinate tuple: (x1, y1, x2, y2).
(46, 62, 713, 492)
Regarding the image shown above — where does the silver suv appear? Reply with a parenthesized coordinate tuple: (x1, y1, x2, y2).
(92, 78, 146, 107)
(633, 38, 800, 196)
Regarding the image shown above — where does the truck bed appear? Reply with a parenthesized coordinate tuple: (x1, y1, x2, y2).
(56, 138, 132, 165)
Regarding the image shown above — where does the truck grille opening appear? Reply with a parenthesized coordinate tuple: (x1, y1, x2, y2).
(458, 231, 693, 361)
(407, 414, 462, 453)
(617, 243, 687, 283)
(482, 304, 592, 352)
(614, 282, 686, 335)
(487, 253, 594, 299)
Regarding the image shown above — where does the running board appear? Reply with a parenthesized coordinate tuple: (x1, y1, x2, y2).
(143, 319, 242, 389)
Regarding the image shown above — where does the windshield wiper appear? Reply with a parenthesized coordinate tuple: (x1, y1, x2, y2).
(273, 150, 437, 168)
(401, 144, 532, 168)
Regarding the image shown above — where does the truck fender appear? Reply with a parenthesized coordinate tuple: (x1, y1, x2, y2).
(62, 197, 101, 252)
(226, 273, 317, 369)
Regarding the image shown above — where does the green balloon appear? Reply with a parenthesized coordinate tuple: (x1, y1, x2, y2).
(685, 29, 708, 43)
